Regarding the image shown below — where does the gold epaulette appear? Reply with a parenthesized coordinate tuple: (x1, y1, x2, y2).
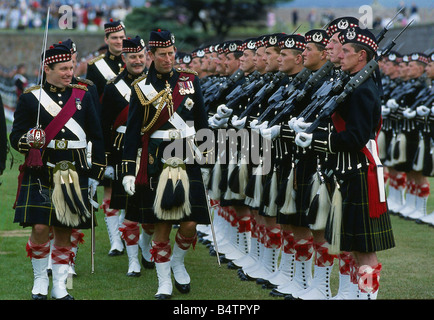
(76, 77, 94, 86)
(88, 54, 106, 65)
(177, 67, 198, 76)
(131, 74, 147, 87)
(69, 84, 88, 91)
(23, 85, 41, 94)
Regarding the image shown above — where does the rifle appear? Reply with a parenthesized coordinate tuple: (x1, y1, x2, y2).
(238, 71, 287, 120)
(211, 69, 245, 103)
(225, 76, 265, 111)
(254, 68, 313, 125)
(225, 71, 261, 102)
(303, 21, 413, 135)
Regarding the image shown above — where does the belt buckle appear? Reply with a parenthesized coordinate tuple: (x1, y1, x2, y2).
(168, 129, 181, 139)
(54, 139, 68, 150)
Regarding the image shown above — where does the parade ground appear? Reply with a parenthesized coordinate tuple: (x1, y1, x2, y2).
(0, 144, 433, 300)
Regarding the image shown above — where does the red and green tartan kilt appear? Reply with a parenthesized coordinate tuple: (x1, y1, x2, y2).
(326, 168, 395, 253)
(125, 164, 211, 225)
(109, 177, 128, 209)
(13, 167, 93, 229)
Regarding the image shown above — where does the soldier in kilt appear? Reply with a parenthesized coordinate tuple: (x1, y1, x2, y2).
(295, 26, 395, 299)
(101, 35, 154, 276)
(121, 29, 210, 299)
(10, 44, 106, 300)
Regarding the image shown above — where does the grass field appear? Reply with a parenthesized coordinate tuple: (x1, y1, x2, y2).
(0, 141, 433, 301)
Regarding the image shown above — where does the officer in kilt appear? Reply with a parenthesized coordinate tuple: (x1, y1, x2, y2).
(10, 44, 106, 300)
(295, 26, 395, 299)
(101, 35, 154, 276)
(121, 29, 210, 299)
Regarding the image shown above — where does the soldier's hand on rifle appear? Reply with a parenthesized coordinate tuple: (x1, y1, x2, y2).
(209, 114, 228, 129)
(381, 105, 391, 116)
(122, 175, 136, 196)
(217, 104, 233, 118)
(252, 120, 268, 133)
(88, 178, 99, 197)
(260, 125, 281, 141)
(293, 118, 311, 133)
(386, 98, 399, 110)
(416, 105, 430, 117)
(231, 115, 247, 129)
(104, 166, 115, 179)
(403, 108, 416, 119)
(295, 132, 312, 148)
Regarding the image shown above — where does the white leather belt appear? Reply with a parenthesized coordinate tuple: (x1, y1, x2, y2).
(116, 125, 126, 134)
(150, 126, 196, 140)
(46, 139, 87, 150)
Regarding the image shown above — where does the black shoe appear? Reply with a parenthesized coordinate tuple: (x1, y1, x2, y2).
(126, 271, 141, 277)
(155, 293, 171, 300)
(108, 249, 123, 256)
(141, 256, 155, 269)
(31, 293, 47, 300)
(175, 280, 191, 294)
(54, 294, 74, 300)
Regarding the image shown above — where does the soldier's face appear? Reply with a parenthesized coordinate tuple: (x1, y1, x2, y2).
(265, 47, 280, 72)
(190, 57, 202, 74)
(407, 61, 425, 79)
(254, 47, 266, 73)
(123, 50, 146, 76)
(337, 43, 364, 73)
(105, 30, 126, 55)
(225, 53, 240, 75)
(44, 61, 73, 88)
(150, 46, 176, 74)
(326, 33, 342, 65)
(302, 43, 325, 70)
(278, 49, 299, 74)
(240, 50, 255, 74)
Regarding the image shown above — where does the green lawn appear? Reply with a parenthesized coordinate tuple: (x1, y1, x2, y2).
(0, 144, 433, 301)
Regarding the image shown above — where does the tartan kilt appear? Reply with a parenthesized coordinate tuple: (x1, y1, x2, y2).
(125, 164, 210, 225)
(327, 168, 395, 253)
(108, 148, 128, 209)
(291, 154, 317, 227)
(276, 159, 298, 225)
(13, 166, 93, 229)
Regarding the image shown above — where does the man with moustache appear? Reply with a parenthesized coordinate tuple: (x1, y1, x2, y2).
(101, 36, 154, 276)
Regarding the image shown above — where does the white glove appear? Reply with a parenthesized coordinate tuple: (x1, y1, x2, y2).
(293, 119, 312, 133)
(216, 104, 233, 118)
(403, 108, 416, 119)
(252, 121, 268, 133)
(104, 166, 115, 179)
(250, 119, 259, 129)
(260, 125, 281, 140)
(122, 175, 136, 196)
(381, 105, 391, 116)
(88, 178, 99, 197)
(231, 115, 247, 129)
(209, 114, 228, 128)
(288, 117, 298, 130)
(386, 98, 399, 110)
(295, 132, 313, 148)
(416, 105, 430, 117)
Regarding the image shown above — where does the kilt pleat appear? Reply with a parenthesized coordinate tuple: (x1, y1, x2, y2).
(335, 168, 395, 253)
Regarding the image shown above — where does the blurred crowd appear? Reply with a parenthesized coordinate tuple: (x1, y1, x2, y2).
(0, 0, 132, 30)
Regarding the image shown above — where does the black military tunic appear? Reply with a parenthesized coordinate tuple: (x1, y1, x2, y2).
(86, 51, 124, 98)
(122, 63, 210, 224)
(311, 76, 395, 253)
(101, 69, 144, 209)
(10, 82, 106, 228)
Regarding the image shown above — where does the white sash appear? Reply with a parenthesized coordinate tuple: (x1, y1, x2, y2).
(94, 58, 117, 81)
(31, 89, 86, 142)
(114, 78, 131, 102)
